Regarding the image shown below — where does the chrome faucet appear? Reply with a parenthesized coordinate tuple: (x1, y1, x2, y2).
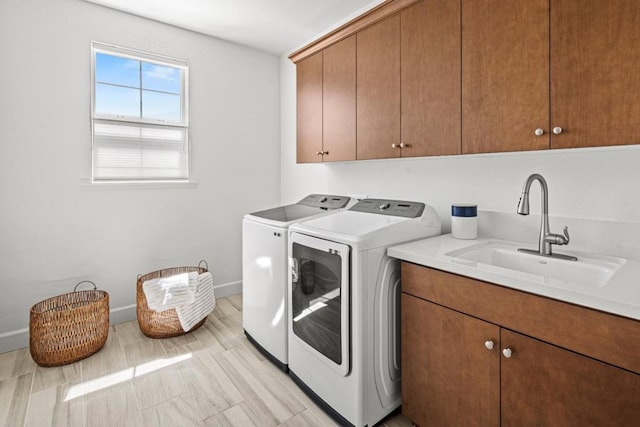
(516, 173, 577, 261)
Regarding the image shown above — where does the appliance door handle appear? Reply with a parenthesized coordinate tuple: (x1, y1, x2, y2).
(290, 257, 299, 283)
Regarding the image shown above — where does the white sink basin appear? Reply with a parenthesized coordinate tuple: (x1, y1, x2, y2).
(445, 240, 626, 288)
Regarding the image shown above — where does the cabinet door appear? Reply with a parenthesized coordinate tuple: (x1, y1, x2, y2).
(501, 329, 640, 426)
(323, 35, 356, 162)
(401, 0, 461, 157)
(551, 0, 640, 148)
(401, 293, 500, 427)
(462, 0, 549, 153)
(296, 52, 323, 163)
(357, 15, 401, 160)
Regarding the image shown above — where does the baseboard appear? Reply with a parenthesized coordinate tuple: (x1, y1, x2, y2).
(110, 304, 137, 325)
(212, 280, 242, 298)
(0, 280, 242, 354)
(0, 328, 29, 355)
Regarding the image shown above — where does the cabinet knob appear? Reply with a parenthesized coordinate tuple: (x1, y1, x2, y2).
(534, 128, 544, 136)
(502, 348, 513, 358)
(399, 143, 410, 148)
(392, 143, 399, 149)
(484, 340, 495, 350)
(552, 127, 563, 135)
(316, 151, 323, 155)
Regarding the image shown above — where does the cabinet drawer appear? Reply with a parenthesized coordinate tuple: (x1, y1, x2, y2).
(401, 262, 640, 373)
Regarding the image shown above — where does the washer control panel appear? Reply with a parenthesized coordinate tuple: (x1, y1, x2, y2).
(349, 199, 425, 218)
(299, 194, 351, 210)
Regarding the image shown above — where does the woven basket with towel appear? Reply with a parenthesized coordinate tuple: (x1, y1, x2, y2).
(136, 260, 215, 338)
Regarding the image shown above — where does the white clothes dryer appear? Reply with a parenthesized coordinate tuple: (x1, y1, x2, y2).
(242, 194, 352, 371)
(287, 199, 441, 427)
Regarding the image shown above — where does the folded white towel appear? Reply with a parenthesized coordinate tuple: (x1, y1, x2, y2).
(143, 272, 198, 312)
(175, 272, 216, 331)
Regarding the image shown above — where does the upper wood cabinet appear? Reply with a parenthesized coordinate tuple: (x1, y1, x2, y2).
(294, 0, 640, 161)
(462, 0, 549, 154)
(463, 0, 640, 153)
(356, 15, 401, 160)
(322, 36, 356, 162)
(292, 0, 459, 163)
(356, 0, 461, 160)
(401, 0, 461, 157)
(291, 0, 419, 164)
(551, 0, 640, 148)
(296, 52, 323, 163)
(295, 37, 356, 163)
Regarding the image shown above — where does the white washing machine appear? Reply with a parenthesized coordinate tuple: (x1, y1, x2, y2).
(242, 194, 353, 371)
(287, 198, 441, 427)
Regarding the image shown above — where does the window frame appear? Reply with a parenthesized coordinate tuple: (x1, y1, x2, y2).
(90, 41, 191, 183)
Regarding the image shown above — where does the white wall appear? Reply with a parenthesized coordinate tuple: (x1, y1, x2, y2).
(280, 55, 640, 258)
(0, 0, 281, 351)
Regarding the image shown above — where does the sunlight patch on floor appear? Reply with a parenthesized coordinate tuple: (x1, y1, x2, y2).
(64, 352, 192, 401)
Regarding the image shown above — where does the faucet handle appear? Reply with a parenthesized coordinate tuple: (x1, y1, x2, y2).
(545, 226, 571, 246)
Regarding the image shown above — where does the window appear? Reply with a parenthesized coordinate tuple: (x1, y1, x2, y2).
(91, 42, 189, 182)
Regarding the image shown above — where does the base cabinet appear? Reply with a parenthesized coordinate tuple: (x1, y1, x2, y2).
(501, 329, 640, 426)
(402, 294, 499, 426)
(401, 263, 640, 426)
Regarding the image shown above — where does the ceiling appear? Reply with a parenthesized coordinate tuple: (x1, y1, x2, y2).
(84, 0, 383, 55)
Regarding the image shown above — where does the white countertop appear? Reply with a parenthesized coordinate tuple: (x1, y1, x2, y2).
(388, 234, 640, 321)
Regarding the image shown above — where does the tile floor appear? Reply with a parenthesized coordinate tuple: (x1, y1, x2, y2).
(0, 295, 411, 426)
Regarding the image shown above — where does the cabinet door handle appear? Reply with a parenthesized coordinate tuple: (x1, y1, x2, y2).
(399, 143, 410, 148)
(552, 127, 563, 135)
(484, 340, 495, 350)
(502, 348, 513, 358)
(534, 128, 544, 136)
(316, 151, 323, 155)
(391, 143, 400, 149)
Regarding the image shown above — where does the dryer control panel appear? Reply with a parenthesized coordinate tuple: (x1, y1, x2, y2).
(349, 199, 425, 218)
(299, 194, 351, 210)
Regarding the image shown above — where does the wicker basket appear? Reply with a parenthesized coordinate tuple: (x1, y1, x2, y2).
(29, 281, 109, 367)
(136, 261, 209, 338)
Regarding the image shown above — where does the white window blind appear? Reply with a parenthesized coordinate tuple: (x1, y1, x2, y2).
(91, 42, 189, 182)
